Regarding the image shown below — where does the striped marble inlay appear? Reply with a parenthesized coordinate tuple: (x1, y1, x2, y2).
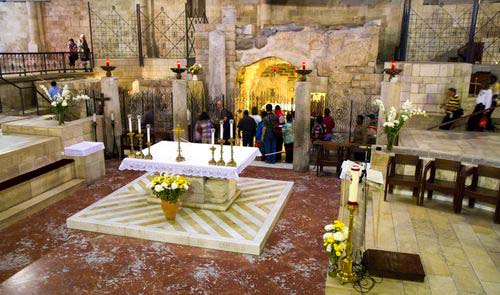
(67, 174, 294, 255)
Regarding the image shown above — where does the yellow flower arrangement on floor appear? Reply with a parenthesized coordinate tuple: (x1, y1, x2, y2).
(323, 220, 348, 277)
(147, 173, 191, 203)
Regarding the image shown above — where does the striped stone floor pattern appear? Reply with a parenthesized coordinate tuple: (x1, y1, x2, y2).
(67, 174, 294, 255)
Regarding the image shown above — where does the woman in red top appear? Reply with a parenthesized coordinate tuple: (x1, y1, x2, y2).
(323, 108, 335, 141)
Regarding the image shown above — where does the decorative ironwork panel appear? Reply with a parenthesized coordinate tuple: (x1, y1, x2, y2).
(89, 6, 138, 58)
(407, 3, 471, 62)
(476, 3, 500, 64)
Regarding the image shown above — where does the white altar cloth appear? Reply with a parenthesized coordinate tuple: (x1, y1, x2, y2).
(119, 141, 261, 179)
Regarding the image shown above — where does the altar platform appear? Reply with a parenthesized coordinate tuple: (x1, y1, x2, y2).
(67, 173, 293, 255)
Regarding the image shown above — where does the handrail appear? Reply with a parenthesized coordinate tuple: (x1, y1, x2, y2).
(0, 76, 51, 115)
(427, 104, 499, 130)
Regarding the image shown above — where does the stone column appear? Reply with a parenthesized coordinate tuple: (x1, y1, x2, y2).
(173, 80, 188, 141)
(293, 82, 311, 172)
(258, 0, 272, 29)
(208, 29, 226, 99)
(377, 81, 402, 145)
(26, 1, 43, 52)
(101, 77, 122, 155)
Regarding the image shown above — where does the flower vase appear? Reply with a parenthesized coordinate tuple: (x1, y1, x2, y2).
(328, 256, 339, 278)
(56, 112, 65, 125)
(161, 200, 180, 220)
(386, 133, 397, 151)
(192, 74, 198, 81)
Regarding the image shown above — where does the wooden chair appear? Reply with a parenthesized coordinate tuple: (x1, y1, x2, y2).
(420, 159, 464, 208)
(459, 165, 500, 223)
(384, 154, 423, 204)
(315, 142, 345, 177)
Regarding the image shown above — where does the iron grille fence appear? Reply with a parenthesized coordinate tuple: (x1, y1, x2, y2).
(402, 0, 499, 64)
(0, 52, 94, 77)
(88, 3, 207, 66)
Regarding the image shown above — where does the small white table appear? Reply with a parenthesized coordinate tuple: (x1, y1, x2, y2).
(119, 141, 261, 210)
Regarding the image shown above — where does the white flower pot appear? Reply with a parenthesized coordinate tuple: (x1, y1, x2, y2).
(192, 74, 198, 81)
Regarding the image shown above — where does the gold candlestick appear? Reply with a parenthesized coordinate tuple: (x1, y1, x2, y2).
(128, 132, 136, 158)
(208, 145, 217, 165)
(145, 141, 153, 160)
(337, 203, 358, 284)
(136, 133, 145, 159)
(226, 138, 237, 167)
(217, 139, 226, 166)
(173, 124, 185, 162)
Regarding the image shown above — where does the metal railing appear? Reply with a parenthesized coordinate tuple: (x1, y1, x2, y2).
(0, 52, 94, 77)
(0, 76, 51, 115)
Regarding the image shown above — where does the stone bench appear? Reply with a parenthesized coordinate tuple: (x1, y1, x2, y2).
(64, 141, 106, 184)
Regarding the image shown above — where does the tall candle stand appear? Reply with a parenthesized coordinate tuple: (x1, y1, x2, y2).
(111, 120, 119, 158)
(92, 120, 98, 142)
(128, 131, 136, 158)
(136, 133, 145, 159)
(145, 140, 153, 160)
(173, 125, 185, 162)
(337, 201, 358, 284)
(226, 138, 237, 167)
(208, 145, 217, 165)
(217, 139, 226, 166)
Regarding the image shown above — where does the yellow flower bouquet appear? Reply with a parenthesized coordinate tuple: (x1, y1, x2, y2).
(323, 220, 348, 277)
(147, 173, 191, 204)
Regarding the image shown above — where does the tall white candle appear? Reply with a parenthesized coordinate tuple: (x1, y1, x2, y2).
(92, 113, 96, 122)
(128, 115, 132, 133)
(211, 128, 215, 145)
(229, 119, 234, 139)
(348, 165, 361, 203)
(146, 124, 151, 143)
(137, 115, 142, 134)
(111, 112, 115, 121)
(220, 120, 224, 139)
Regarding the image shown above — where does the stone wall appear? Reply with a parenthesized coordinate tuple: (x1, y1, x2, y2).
(0, 3, 30, 52)
(196, 21, 383, 118)
(386, 62, 472, 114)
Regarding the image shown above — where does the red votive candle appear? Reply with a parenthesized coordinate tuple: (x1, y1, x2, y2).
(302, 62, 306, 70)
(391, 59, 396, 71)
(177, 61, 181, 69)
(105, 58, 110, 67)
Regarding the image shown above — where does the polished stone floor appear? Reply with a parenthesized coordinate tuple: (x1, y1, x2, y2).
(0, 160, 340, 294)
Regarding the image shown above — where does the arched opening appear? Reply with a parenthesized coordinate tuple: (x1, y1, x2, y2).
(235, 57, 299, 113)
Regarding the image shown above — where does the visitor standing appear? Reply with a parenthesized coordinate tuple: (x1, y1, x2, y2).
(67, 38, 78, 71)
(311, 115, 325, 141)
(251, 106, 262, 125)
(48, 80, 62, 100)
(261, 104, 278, 164)
(256, 111, 267, 161)
(467, 82, 493, 131)
(78, 34, 91, 72)
(323, 108, 335, 141)
(274, 105, 285, 162)
(283, 113, 294, 163)
(352, 115, 367, 144)
(439, 88, 463, 130)
(212, 99, 228, 139)
(237, 110, 257, 147)
(195, 112, 212, 144)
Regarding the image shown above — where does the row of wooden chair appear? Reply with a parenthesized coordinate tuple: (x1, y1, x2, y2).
(384, 154, 500, 224)
(314, 141, 370, 177)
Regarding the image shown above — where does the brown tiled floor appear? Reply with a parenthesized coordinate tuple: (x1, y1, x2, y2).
(0, 160, 340, 294)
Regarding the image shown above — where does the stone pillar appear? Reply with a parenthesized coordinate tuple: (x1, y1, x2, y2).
(377, 81, 402, 145)
(101, 77, 122, 155)
(258, 0, 272, 29)
(26, 1, 43, 52)
(208, 30, 226, 99)
(173, 80, 188, 141)
(293, 82, 311, 172)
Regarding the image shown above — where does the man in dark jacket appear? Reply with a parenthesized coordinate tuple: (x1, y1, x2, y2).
(238, 110, 257, 147)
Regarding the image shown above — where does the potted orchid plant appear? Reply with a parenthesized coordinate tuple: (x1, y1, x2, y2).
(40, 85, 90, 125)
(374, 99, 426, 151)
(323, 220, 348, 277)
(147, 173, 191, 220)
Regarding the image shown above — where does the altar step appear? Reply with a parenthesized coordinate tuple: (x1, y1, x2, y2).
(0, 159, 85, 230)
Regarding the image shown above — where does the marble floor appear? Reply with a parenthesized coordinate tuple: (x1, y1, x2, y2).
(361, 192, 500, 294)
(67, 175, 294, 255)
(0, 160, 340, 294)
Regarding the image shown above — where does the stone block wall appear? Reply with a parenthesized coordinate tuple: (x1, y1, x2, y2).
(386, 62, 472, 114)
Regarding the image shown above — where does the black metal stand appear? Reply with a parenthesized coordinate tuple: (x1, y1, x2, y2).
(295, 69, 312, 81)
(92, 121, 98, 142)
(170, 68, 186, 79)
(111, 120, 119, 158)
